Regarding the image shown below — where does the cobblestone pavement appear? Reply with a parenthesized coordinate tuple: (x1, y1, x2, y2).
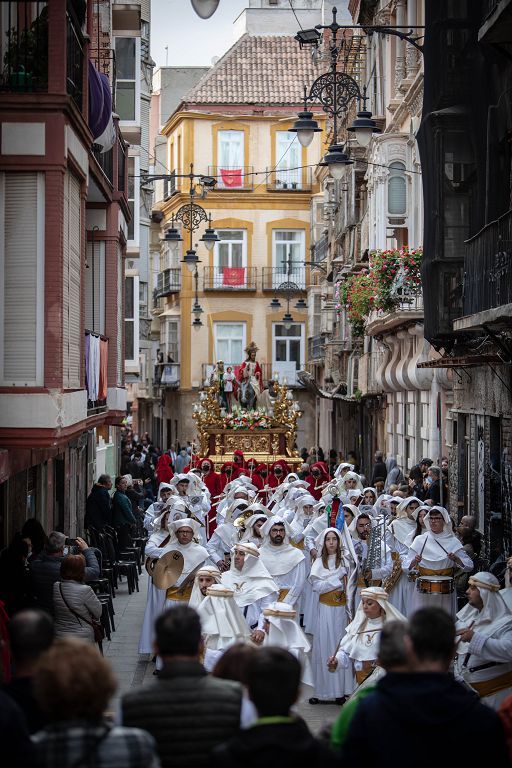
(104, 570, 340, 734)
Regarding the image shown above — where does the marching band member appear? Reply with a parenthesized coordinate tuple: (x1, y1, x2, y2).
(143, 482, 174, 532)
(262, 602, 314, 701)
(259, 517, 306, 610)
(189, 565, 222, 609)
(197, 583, 252, 671)
(349, 512, 393, 610)
(404, 506, 473, 617)
(138, 506, 172, 655)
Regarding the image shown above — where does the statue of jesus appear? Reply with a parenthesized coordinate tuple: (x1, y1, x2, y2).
(237, 341, 263, 399)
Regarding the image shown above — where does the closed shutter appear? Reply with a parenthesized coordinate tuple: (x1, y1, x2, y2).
(388, 162, 407, 215)
(140, 100, 150, 171)
(63, 171, 82, 388)
(117, 244, 123, 385)
(85, 240, 105, 334)
(2, 172, 44, 385)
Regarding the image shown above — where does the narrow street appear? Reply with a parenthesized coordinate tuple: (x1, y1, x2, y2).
(105, 571, 339, 735)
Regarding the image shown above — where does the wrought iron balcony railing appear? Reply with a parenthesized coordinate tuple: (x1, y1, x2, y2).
(208, 166, 254, 191)
(1, 1, 48, 93)
(463, 208, 512, 316)
(156, 268, 182, 297)
(266, 168, 312, 192)
(308, 334, 326, 362)
(203, 266, 257, 291)
(262, 267, 306, 291)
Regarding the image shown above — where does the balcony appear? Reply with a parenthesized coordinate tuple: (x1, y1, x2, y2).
(155, 362, 180, 389)
(1, 2, 48, 94)
(163, 171, 177, 200)
(92, 143, 114, 186)
(308, 334, 326, 362)
(458, 208, 512, 324)
(203, 266, 257, 291)
(201, 363, 303, 388)
(365, 290, 424, 337)
(266, 168, 312, 192)
(85, 333, 108, 416)
(156, 268, 182, 297)
(66, 8, 84, 110)
(313, 234, 328, 264)
(262, 267, 306, 291)
(208, 166, 254, 191)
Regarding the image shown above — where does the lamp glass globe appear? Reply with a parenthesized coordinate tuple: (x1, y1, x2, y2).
(298, 129, 314, 148)
(190, 0, 220, 19)
(354, 126, 373, 147)
(329, 163, 345, 180)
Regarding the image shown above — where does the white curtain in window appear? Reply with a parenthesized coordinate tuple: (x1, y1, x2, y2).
(276, 131, 300, 187)
(218, 131, 243, 168)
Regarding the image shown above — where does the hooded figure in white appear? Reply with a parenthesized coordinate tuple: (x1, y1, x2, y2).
(309, 527, 357, 702)
(405, 506, 473, 617)
(143, 482, 174, 532)
(455, 572, 512, 710)
(216, 482, 257, 525)
(188, 565, 222, 610)
(221, 542, 278, 632)
(197, 584, 252, 671)
(500, 557, 512, 611)
(289, 494, 317, 546)
(333, 586, 407, 687)
(259, 516, 306, 608)
(239, 506, 269, 548)
(161, 519, 209, 611)
(207, 499, 249, 569)
(138, 505, 172, 654)
(262, 602, 314, 701)
(349, 512, 393, 611)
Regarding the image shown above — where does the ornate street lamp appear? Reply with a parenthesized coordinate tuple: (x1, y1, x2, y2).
(269, 255, 308, 332)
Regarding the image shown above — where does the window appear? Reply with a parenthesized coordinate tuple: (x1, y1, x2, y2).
(275, 131, 301, 188)
(213, 230, 247, 287)
(125, 275, 138, 363)
(217, 130, 244, 188)
(388, 161, 406, 215)
(165, 319, 179, 363)
(214, 322, 246, 366)
(114, 37, 140, 123)
(272, 230, 305, 288)
(139, 281, 148, 316)
(85, 240, 105, 334)
(272, 323, 304, 385)
(127, 156, 139, 244)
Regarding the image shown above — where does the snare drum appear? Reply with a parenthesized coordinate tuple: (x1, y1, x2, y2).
(416, 576, 454, 595)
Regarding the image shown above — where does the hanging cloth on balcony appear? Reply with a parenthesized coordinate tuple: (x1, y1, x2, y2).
(222, 267, 245, 287)
(86, 333, 101, 402)
(98, 338, 108, 400)
(88, 61, 115, 152)
(220, 168, 242, 187)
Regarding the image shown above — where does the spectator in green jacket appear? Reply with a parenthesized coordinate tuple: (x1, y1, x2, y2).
(112, 476, 136, 548)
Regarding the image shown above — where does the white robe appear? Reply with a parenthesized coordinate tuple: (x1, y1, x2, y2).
(138, 532, 169, 654)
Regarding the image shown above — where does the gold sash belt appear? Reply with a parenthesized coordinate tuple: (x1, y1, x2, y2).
(470, 670, 512, 698)
(418, 566, 453, 576)
(355, 662, 375, 685)
(319, 589, 346, 606)
(166, 584, 192, 601)
(291, 540, 305, 550)
(278, 588, 290, 602)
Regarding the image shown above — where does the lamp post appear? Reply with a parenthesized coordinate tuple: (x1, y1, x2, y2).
(269, 254, 307, 332)
(291, 7, 423, 175)
(162, 163, 219, 329)
(190, 0, 220, 18)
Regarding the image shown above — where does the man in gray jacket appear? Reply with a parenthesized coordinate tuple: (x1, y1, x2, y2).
(122, 606, 242, 768)
(29, 532, 100, 615)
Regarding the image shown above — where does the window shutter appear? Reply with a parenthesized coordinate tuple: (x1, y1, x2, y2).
(2, 173, 43, 385)
(388, 163, 407, 215)
(63, 171, 82, 388)
(85, 241, 105, 334)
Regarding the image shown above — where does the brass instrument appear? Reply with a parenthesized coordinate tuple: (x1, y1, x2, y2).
(233, 509, 257, 540)
(362, 519, 386, 584)
(383, 551, 403, 593)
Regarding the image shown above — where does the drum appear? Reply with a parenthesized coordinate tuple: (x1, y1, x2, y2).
(416, 576, 454, 595)
(408, 569, 419, 582)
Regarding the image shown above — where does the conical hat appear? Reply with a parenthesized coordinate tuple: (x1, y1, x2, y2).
(152, 550, 184, 589)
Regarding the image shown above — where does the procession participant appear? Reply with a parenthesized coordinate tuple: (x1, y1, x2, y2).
(334, 462, 355, 480)
(405, 506, 473, 617)
(199, 459, 222, 537)
(388, 497, 421, 543)
(262, 602, 314, 701)
(239, 506, 269, 548)
(143, 482, 174, 532)
(245, 458, 264, 490)
(259, 517, 306, 609)
(219, 462, 240, 492)
(207, 500, 249, 572)
(161, 520, 209, 614)
(338, 471, 364, 504)
(216, 481, 257, 526)
(138, 506, 172, 656)
(189, 565, 222, 610)
(328, 587, 407, 689)
(309, 528, 356, 704)
(221, 542, 278, 637)
(349, 512, 393, 609)
(361, 487, 379, 511)
(305, 462, 330, 501)
(233, 450, 247, 471)
(170, 472, 209, 545)
(289, 494, 316, 546)
(267, 460, 290, 490)
(197, 584, 252, 671)
(455, 572, 512, 709)
(403, 504, 429, 547)
(384, 497, 422, 615)
(237, 342, 263, 401)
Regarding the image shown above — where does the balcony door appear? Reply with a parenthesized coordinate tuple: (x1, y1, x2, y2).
(214, 230, 246, 287)
(272, 322, 304, 385)
(214, 322, 246, 367)
(217, 130, 244, 188)
(276, 131, 301, 188)
(272, 229, 305, 288)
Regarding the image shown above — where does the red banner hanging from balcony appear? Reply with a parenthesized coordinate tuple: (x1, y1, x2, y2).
(222, 267, 246, 287)
(220, 168, 242, 187)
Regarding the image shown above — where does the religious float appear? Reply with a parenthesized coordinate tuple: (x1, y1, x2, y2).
(192, 377, 302, 471)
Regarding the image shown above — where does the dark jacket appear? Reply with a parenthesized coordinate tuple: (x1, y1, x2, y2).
(371, 460, 387, 484)
(122, 659, 242, 768)
(84, 484, 112, 530)
(339, 672, 509, 768)
(112, 490, 136, 527)
(0, 690, 35, 767)
(29, 549, 100, 616)
(211, 718, 332, 768)
(2, 676, 48, 734)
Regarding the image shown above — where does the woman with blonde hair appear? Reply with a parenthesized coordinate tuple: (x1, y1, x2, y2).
(32, 637, 160, 767)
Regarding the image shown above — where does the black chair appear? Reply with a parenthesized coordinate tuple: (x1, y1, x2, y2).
(102, 531, 139, 595)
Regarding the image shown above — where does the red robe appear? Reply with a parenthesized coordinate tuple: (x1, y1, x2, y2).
(155, 454, 174, 485)
(267, 459, 291, 488)
(305, 461, 330, 500)
(219, 462, 240, 492)
(237, 360, 263, 391)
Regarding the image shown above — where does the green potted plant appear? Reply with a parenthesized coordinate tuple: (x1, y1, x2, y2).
(3, 11, 48, 92)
